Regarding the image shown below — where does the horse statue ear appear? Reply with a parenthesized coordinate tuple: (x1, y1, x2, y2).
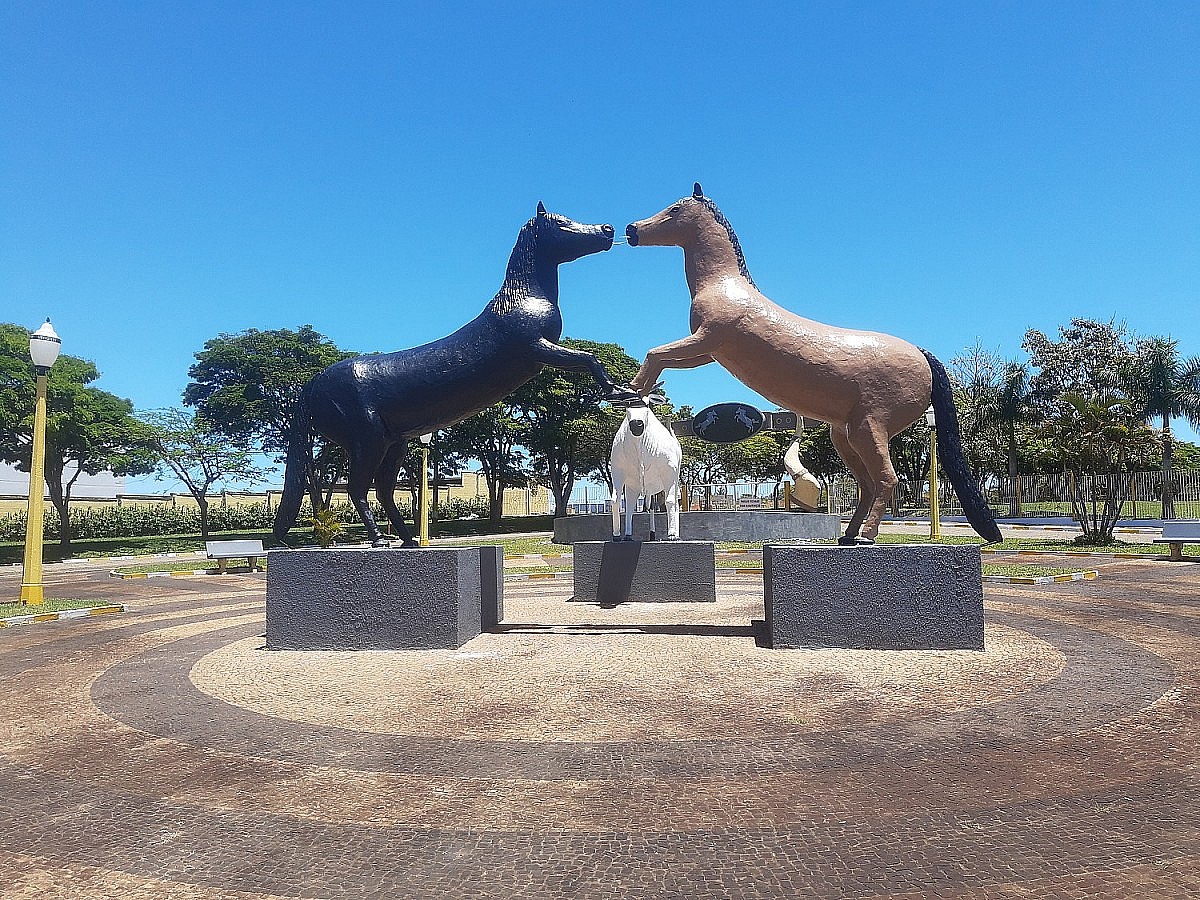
(536, 201, 547, 216)
(693, 182, 704, 198)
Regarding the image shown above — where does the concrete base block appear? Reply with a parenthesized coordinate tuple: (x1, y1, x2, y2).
(571, 541, 717, 604)
(266, 546, 504, 650)
(764, 544, 984, 650)
(553, 511, 840, 544)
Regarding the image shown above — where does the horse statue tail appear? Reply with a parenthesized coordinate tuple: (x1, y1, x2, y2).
(272, 392, 313, 546)
(921, 349, 1004, 544)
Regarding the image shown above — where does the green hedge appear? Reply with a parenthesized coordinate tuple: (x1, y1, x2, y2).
(0, 494, 491, 541)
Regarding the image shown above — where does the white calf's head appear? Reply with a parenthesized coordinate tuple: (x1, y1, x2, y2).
(625, 402, 651, 437)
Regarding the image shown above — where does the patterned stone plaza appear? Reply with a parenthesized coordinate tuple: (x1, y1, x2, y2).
(1, 552, 1197, 898)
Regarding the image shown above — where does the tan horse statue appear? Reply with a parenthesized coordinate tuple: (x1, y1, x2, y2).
(626, 183, 1001, 545)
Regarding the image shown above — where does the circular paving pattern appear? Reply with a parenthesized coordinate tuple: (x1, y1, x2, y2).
(1, 558, 1198, 898)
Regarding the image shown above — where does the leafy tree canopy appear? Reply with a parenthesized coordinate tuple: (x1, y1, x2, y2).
(0, 323, 154, 548)
(510, 338, 639, 515)
(183, 325, 354, 455)
(137, 407, 269, 539)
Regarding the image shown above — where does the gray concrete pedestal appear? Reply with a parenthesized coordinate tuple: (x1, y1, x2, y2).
(572, 541, 717, 604)
(764, 543, 984, 650)
(266, 546, 503, 650)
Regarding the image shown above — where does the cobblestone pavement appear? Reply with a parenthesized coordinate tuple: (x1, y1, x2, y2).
(1, 555, 1197, 899)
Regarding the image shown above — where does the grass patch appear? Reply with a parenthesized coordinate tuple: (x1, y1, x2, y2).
(110, 561, 223, 575)
(0, 597, 113, 618)
(982, 563, 1089, 578)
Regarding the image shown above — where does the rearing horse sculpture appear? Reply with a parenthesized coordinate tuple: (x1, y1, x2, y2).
(273, 204, 636, 547)
(627, 184, 1001, 544)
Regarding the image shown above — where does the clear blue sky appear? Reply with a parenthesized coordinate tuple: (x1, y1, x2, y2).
(3, 3, 1198, 490)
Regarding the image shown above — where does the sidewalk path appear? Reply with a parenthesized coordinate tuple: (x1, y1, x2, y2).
(1, 554, 1197, 897)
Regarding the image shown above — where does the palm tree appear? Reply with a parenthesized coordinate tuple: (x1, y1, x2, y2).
(1124, 339, 1200, 519)
(980, 362, 1035, 517)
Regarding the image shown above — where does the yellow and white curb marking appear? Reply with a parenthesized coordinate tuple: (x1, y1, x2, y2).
(0, 604, 124, 628)
(983, 548, 1167, 560)
(110, 568, 217, 579)
(983, 570, 1099, 585)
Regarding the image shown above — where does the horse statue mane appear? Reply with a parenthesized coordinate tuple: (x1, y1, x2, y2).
(691, 183, 756, 288)
(490, 204, 550, 316)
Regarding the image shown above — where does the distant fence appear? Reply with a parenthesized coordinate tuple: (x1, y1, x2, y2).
(568, 469, 1200, 521)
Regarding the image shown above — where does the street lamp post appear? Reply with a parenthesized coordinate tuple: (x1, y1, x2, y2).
(20, 319, 62, 606)
(417, 433, 434, 547)
(925, 406, 940, 542)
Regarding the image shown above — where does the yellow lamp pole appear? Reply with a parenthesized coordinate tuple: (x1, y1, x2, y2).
(20, 319, 62, 606)
(417, 432, 433, 546)
(925, 406, 941, 541)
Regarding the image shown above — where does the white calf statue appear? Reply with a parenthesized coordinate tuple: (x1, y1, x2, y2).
(610, 393, 683, 541)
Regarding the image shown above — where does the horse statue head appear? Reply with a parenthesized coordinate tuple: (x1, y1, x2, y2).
(527, 200, 615, 265)
(625, 183, 755, 286)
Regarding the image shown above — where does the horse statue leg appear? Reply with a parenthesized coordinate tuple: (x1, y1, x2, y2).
(647, 493, 656, 542)
(344, 433, 392, 547)
(828, 424, 876, 544)
(841, 412, 901, 544)
(532, 338, 638, 401)
(629, 328, 722, 393)
(374, 441, 420, 548)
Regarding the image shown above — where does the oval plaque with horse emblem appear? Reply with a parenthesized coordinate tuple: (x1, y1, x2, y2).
(691, 403, 765, 443)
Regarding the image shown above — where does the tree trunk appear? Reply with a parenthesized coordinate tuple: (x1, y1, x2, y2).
(1007, 425, 1020, 518)
(43, 462, 72, 551)
(488, 478, 504, 523)
(1162, 416, 1175, 520)
(198, 495, 210, 541)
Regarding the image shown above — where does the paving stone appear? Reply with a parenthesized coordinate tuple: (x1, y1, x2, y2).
(0, 556, 1197, 897)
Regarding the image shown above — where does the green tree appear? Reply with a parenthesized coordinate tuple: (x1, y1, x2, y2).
(1038, 393, 1159, 543)
(441, 403, 529, 523)
(1122, 337, 1200, 519)
(183, 326, 354, 510)
(1023, 319, 1137, 413)
(137, 408, 269, 540)
(0, 323, 154, 549)
(511, 338, 639, 515)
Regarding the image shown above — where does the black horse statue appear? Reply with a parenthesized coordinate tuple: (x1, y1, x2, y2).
(273, 204, 636, 547)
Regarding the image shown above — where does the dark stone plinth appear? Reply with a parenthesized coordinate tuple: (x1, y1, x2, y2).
(571, 541, 716, 604)
(266, 546, 504, 650)
(553, 511, 840, 544)
(764, 543, 984, 650)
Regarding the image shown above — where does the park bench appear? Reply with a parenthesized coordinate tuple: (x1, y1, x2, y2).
(1153, 520, 1200, 562)
(205, 539, 265, 573)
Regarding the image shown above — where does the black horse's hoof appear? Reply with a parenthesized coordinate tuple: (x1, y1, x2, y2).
(400, 539, 420, 549)
(606, 384, 642, 405)
(648, 532, 656, 541)
(372, 538, 392, 548)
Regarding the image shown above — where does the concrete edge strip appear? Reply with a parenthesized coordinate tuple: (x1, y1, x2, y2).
(891, 521, 1160, 533)
(110, 568, 215, 579)
(983, 570, 1100, 584)
(982, 548, 1169, 560)
(0, 604, 125, 628)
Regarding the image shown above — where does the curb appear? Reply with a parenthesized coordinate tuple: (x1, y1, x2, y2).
(982, 548, 1167, 560)
(504, 571, 571, 581)
(889, 521, 1161, 534)
(984, 570, 1099, 585)
(0, 604, 125, 628)
(110, 568, 215, 579)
